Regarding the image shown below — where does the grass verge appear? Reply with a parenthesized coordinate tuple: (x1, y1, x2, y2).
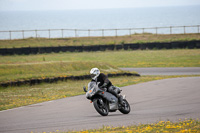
(1, 49, 200, 68)
(0, 61, 127, 83)
(64, 119, 200, 133)
(0, 33, 200, 48)
(0, 75, 199, 111)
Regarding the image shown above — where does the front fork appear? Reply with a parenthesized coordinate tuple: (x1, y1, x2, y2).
(98, 98, 104, 105)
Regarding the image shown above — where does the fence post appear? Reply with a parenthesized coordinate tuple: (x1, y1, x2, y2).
(61, 29, 64, 38)
(88, 29, 90, 37)
(184, 26, 186, 34)
(170, 26, 172, 34)
(129, 29, 131, 37)
(9, 31, 11, 40)
(48, 29, 51, 39)
(115, 29, 118, 37)
(198, 25, 200, 34)
(155, 27, 157, 35)
(75, 29, 77, 37)
(142, 28, 144, 34)
(22, 30, 24, 39)
(102, 29, 104, 37)
(35, 30, 37, 38)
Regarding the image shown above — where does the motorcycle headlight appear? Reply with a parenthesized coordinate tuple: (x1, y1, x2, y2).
(86, 87, 95, 98)
(89, 87, 96, 95)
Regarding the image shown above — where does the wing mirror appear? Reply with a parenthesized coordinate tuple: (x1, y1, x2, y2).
(83, 86, 87, 92)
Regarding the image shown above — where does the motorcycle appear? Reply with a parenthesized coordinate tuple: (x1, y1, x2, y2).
(83, 81, 131, 116)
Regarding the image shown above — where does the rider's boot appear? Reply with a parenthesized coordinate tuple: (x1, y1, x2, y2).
(117, 94, 124, 105)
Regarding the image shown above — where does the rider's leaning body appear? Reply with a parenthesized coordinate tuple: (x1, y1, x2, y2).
(90, 68, 123, 104)
(92, 73, 112, 88)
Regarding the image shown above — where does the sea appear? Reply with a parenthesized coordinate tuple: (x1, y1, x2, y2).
(0, 5, 200, 39)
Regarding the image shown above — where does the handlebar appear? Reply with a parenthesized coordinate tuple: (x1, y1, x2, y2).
(83, 86, 87, 92)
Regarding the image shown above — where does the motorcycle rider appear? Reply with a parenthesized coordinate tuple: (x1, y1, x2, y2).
(90, 68, 123, 104)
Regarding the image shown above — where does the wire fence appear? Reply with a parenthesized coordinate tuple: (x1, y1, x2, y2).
(0, 25, 199, 40)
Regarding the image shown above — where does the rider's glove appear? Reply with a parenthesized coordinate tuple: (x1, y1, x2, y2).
(99, 83, 107, 91)
(100, 83, 107, 88)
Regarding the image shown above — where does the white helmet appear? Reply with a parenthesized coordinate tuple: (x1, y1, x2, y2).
(90, 68, 100, 80)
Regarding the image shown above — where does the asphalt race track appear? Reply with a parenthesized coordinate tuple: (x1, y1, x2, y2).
(0, 77, 200, 133)
(121, 67, 200, 75)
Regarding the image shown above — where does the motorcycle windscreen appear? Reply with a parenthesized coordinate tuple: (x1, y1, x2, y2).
(88, 81, 96, 91)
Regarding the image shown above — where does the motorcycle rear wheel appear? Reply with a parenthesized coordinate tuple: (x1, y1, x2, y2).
(93, 98, 109, 116)
(119, 99, 131, 114)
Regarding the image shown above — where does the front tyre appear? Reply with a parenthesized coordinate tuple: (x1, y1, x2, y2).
(93, 98, 109, 116)
(119, 99, 131, 114)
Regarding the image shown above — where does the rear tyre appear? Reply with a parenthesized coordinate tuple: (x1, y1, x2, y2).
(93, 98, 109, 116)
(119, 99, 130, 114)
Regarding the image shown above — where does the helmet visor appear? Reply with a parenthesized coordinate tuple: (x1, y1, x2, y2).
(91, 74, 96, 79)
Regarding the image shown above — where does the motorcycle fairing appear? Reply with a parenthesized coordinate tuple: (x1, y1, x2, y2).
(99, 91, 118, 111)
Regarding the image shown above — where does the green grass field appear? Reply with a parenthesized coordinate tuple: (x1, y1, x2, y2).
(1, 49, 200, 67)
(0, 33, 200, 48)
(0, 61, 125, 82)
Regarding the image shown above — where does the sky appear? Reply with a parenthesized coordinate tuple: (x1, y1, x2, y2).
(0, 0, 200, 11)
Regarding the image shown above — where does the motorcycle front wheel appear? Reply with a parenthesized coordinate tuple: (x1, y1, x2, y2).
(119, 99, 131, 114)
(93, 98, 109, 116)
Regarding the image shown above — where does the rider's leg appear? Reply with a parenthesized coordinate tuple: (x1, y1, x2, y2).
(108, 86, 123, 104)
